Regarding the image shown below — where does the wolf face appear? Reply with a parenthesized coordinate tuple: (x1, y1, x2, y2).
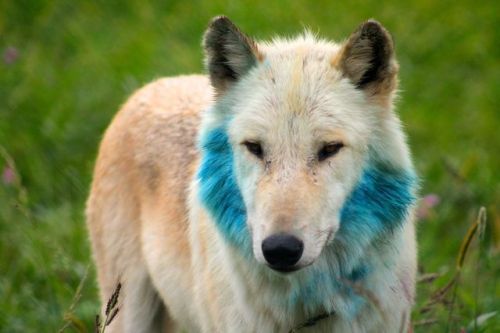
(198, 17, 416, 274)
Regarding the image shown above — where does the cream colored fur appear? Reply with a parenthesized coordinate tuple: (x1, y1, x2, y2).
(86, 18, 417, 333)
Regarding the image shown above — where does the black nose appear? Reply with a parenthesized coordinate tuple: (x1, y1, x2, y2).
(261, 233, 304, 272)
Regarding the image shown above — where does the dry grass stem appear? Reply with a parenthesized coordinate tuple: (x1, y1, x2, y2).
(96, 282, 121, 333)
(58, 264, 90, 333)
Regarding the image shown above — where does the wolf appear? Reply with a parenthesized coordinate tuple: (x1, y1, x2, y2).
(86, 16, 418, 333)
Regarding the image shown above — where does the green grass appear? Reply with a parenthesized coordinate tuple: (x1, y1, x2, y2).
(0, 0, 498, 331)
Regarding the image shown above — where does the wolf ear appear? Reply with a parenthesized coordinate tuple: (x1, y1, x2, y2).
(336, 20, 398, 103)
(203, 16, 263, 95)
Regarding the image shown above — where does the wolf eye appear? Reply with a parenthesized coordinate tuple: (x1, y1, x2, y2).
(242, 141, 264, 159)
(318, 142, 344, 161)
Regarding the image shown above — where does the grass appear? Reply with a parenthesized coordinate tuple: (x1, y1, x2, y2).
(0, 0, 498, 331)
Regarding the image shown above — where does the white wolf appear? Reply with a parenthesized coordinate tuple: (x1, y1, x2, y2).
(86, 16, 418, 333)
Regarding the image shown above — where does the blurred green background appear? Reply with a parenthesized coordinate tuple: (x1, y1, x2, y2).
(0, 0, 498, 332)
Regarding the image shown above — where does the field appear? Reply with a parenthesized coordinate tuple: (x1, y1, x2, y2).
(0, 0, 498, 331)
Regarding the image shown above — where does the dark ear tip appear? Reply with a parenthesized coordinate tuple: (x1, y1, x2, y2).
(204, 16, 232, 49)
(208, 15, 233, 29)
(358, 19, 392, 40)
(363, 19, 384, 29)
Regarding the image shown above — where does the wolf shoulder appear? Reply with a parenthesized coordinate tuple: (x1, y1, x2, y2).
(100, 75, 212, 193)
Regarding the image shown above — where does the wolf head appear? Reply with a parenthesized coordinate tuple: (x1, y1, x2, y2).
(198, 17, 417, 274)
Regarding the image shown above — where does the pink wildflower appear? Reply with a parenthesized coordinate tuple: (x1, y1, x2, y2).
(416, 194, 441, 220)
(2, 165, 15, 185)
(3, 46, 19, 65)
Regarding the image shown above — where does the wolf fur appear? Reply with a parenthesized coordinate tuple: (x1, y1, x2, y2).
(86, 16, 418, 333)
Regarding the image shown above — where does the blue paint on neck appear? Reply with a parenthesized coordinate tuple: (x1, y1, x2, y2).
(337, 166, 417, 246)
(330, 165, 417, 283)
(348, 265, 370, 283)
(197, 126, 251, 253)
(287, 264, 370, 318)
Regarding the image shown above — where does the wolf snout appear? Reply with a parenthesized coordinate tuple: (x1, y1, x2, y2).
(261, 233, 304, 272)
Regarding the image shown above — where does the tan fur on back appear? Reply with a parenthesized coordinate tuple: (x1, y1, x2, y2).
(87, 75, 211, 332)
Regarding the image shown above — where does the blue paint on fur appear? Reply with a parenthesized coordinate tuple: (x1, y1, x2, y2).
(340, 166, 417, 235)
(197, 126, 251, 252)
(348, 265, 370, 282)
(332, 166, 417, 277)
(287, 264, 369, 318)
